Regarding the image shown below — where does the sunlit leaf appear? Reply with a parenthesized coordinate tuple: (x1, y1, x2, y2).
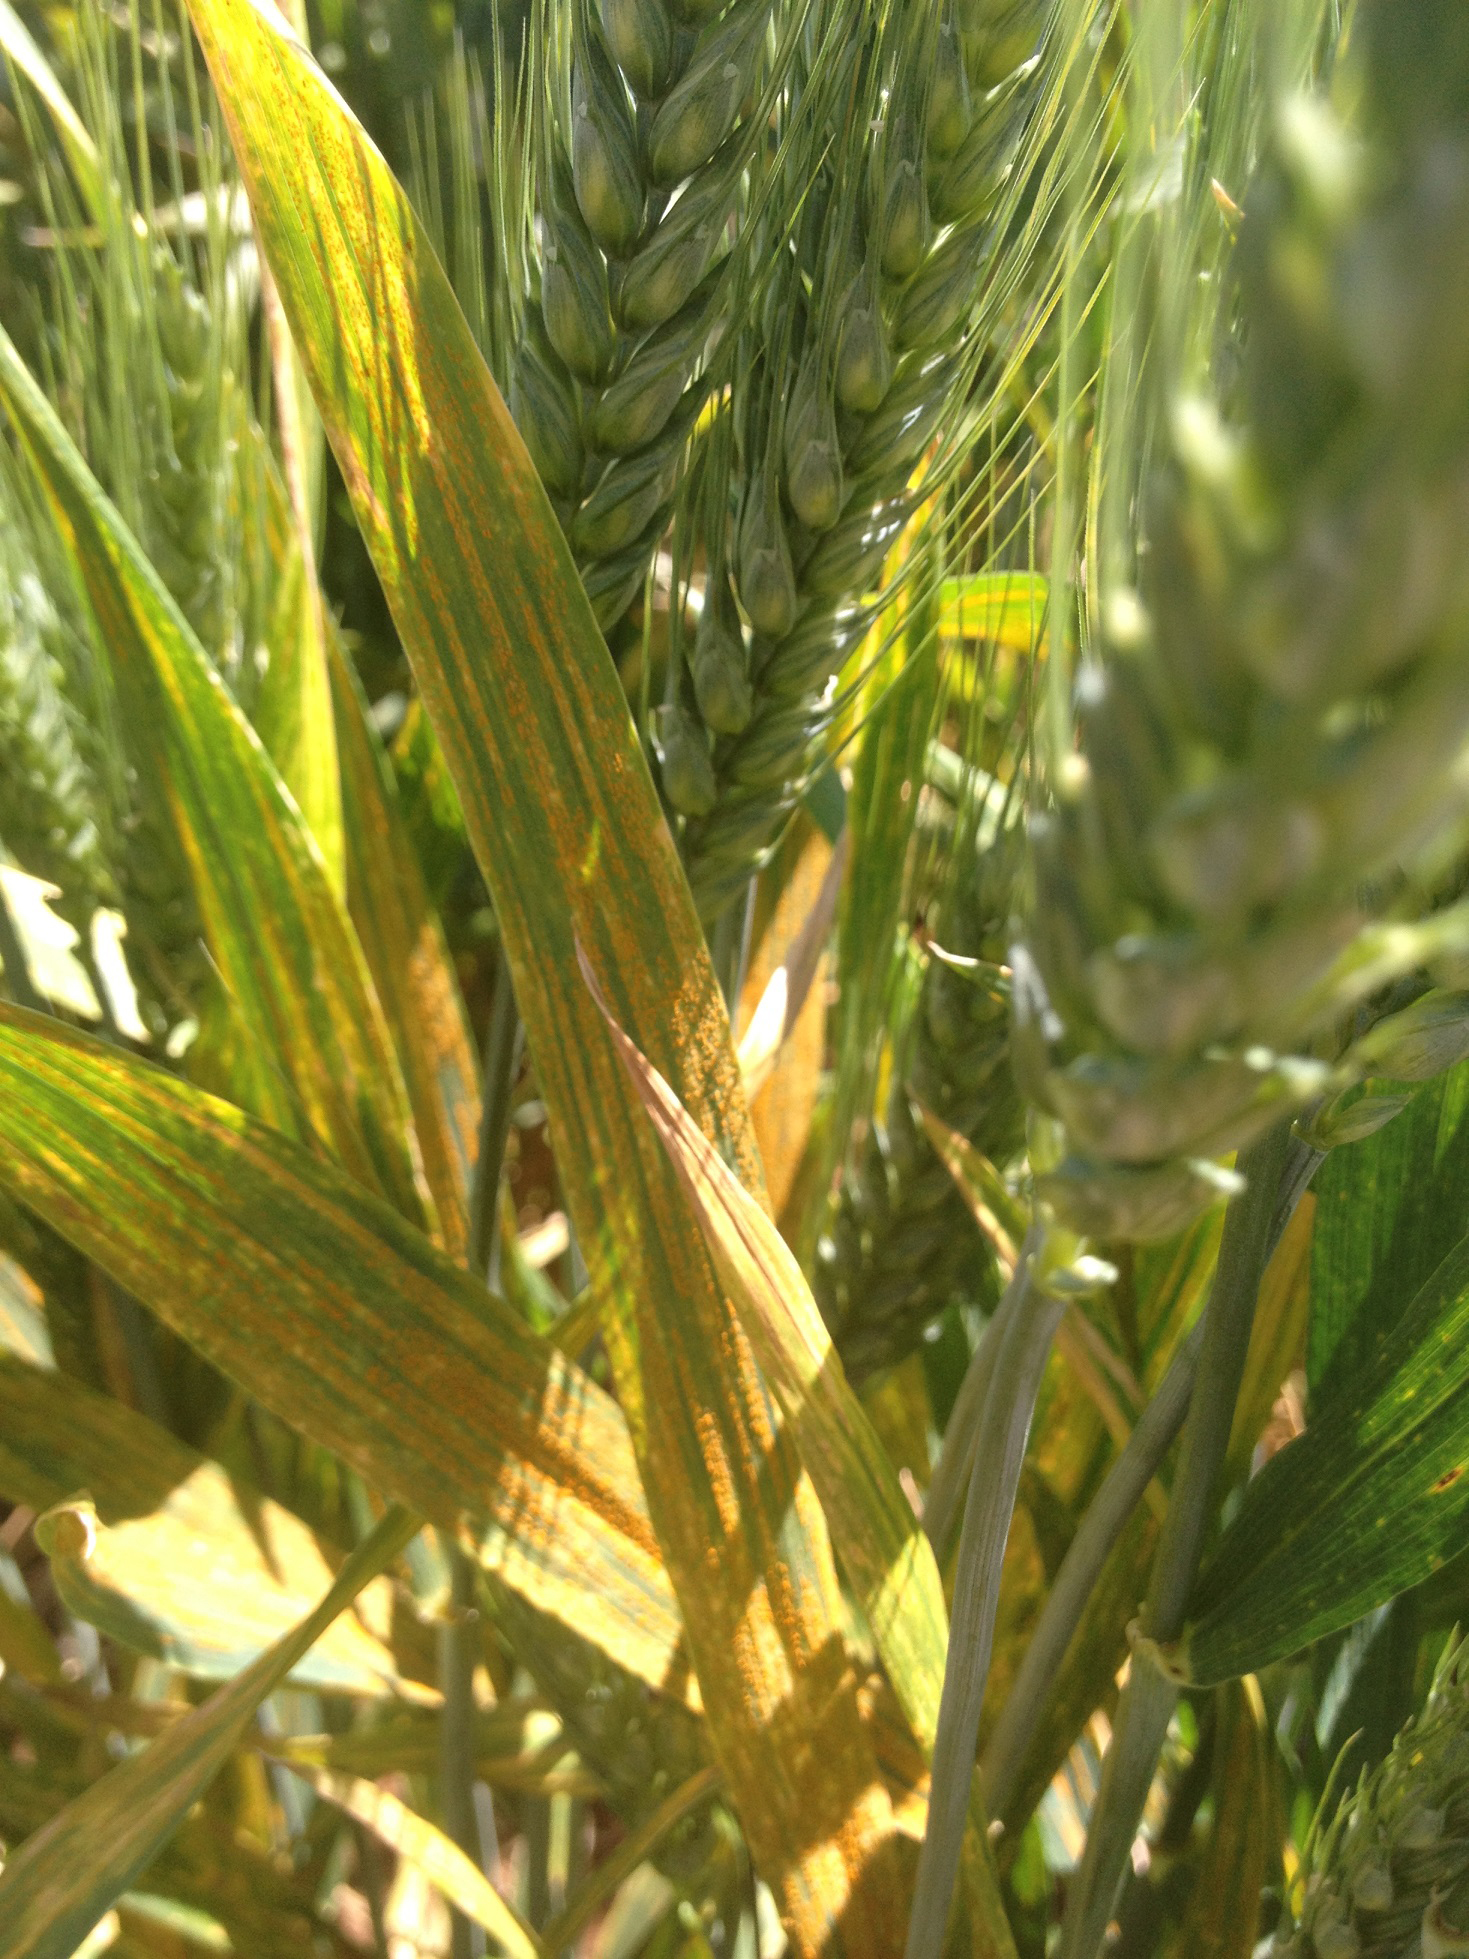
(0, 1352, 424, 1696)
(0, 1504, 416, 1959)
(182, 0, 904, 1936)
(583, 959, 1015, 1948)
(282, 1763, 541, 1959)
(329, 625, 479, 1255)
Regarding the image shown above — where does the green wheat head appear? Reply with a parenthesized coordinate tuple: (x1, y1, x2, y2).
(1017, 0, 1469, 1242)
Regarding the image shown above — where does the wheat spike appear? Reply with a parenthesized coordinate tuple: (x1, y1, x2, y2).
(1017, 0, 1469, 1242)
(815, 785, 1026, 1380)
(1271, 1633, 1469, 1959)
(670, 0, 1063, 922)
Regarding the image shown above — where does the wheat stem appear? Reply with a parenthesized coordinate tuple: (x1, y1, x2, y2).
(441, 1546, 488, 1959)
(981, 1126, 1322, 1823)
(1057, 1119, 1292, 1959)
(907, 1226, 1064, 1959)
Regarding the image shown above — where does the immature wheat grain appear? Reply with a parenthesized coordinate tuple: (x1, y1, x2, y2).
(814, 794, 1026, 1379)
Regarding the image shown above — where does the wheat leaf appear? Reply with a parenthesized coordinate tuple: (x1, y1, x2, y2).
(0, 1503, 417, 1959)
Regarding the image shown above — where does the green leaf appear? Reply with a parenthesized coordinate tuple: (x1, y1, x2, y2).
(1185, 1233, 1469, 1684)
(0, 322, 428, 1231)
(0, 1504, 416, 1959)
(184, 0, 905, 1934)
(0, 1008, 690, 1703)
(1309, 1058, 1469, 1391)
(0, 1351, 423, 1696)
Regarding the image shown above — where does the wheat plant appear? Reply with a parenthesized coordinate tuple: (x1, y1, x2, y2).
(1, 1, 1469, 1957)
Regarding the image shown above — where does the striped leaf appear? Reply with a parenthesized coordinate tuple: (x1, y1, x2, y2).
(329, 625, 479, 1255)
(0, 1007, 689, 1703)
(0, 323, 427, 1230)
(0, 1505, 417, 1959)
(182, 2, 902, 1942)
(584, 962, 1015, 1953)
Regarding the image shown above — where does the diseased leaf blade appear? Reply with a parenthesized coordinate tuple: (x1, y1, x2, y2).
(0, 1506, 416, 1959)
(1186, 1233, 1469, 1684)
(583, 958, 1015, 1954)
(0, 1008, 690, 1704)
(0, 323, 427, 1230)
(329, 624, 479, 1254)
(182, 2, 904, 1939)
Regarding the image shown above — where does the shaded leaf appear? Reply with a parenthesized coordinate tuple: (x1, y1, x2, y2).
(1165, 1679, 1275, 1959)
(282, 1762, 541, 1959)
(0, 1504, 417, 1959)
(1186, 1233, 1469, 1684)
(269, 1698, 600, 1795)
(1309, 1058, 1469, 1391)
(0, 1008, 690, 1702)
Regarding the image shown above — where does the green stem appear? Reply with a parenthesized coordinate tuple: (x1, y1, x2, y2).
(1057, 1119, 1293, 1959)
(905, 1233, 1064, 1959)
(922, 1274, 1022, 1556)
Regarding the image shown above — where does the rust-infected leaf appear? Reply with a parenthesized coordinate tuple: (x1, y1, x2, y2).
(182, 1, 902, 1939)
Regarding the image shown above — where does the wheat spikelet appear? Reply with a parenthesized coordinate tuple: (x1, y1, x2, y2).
(1017, 0, 1469, 1242)
(1270, 1633, 1469, 1959)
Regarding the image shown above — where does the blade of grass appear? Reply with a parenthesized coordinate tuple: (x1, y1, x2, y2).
(0, 1503, 417, 1959)
(905, 1239, 1065, 1959)
(582, 959, 1017, 1956)
(329, 624, 480, 1255)
(183, 3, 904, 1940)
